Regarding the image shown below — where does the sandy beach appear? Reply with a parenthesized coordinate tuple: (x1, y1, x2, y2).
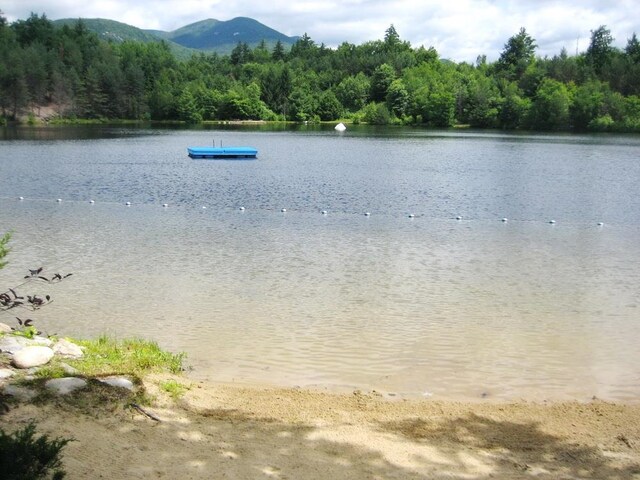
(3, 374, 640, 479)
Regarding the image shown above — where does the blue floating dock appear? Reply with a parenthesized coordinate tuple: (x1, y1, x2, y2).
(188, 146, 258, 159)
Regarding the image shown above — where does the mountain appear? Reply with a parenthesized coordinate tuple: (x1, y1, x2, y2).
(166, 17, 298, 51)
(52, 18, 196, 59)
(52, 17, 299, 57)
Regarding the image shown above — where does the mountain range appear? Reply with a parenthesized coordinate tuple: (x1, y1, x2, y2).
(52, 17, 300, 58)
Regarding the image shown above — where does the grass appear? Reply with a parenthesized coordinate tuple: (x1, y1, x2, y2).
(159, 379, 191, 400)
(66, 335, 185, 377)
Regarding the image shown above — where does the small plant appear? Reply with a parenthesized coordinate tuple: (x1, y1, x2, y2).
(0, 232, 10, 269)
(10, 318, 40, 339)
(0, 422, 72, 480)
(159, 379, 190, 400)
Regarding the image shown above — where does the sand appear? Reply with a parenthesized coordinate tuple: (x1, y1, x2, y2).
(3, 374, 640, 479)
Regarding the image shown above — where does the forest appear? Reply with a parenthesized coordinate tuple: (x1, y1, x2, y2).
(1, 11, 640, 132)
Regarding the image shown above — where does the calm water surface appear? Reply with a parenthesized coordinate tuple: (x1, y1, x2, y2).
(1, 125, 639, 401)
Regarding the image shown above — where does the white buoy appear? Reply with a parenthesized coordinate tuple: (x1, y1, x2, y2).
(281, 208, 287, 213)
(202, 206, 207, 209)
(456, 215, 462, 220)
(321, 210, 328, 215)
(597, 222, 604, 226)
(162, 203, 168, 208)
(125, 201, 131, 206)
(239, 206, 245, 211)
(501, 218, 508, 222)
(56, 198, 62, 203)
(364, 212, 371, 216)
(89, 199, 95, 204)
(408, 213, 415, 218)
(549, 219, 556, 224)
(334, 122, 346, 132)
(18, 196, 24, 200)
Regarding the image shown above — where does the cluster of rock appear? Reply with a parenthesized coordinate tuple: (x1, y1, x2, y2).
(0, 322, 133, 399)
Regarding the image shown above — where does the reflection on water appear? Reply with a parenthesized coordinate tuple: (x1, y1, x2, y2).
(1, 126, 639, 401)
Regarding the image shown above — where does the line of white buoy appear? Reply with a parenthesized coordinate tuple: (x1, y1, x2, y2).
(7, 196, 610, 226)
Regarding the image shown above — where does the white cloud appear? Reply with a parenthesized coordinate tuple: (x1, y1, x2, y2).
(2, 0, 639, 62)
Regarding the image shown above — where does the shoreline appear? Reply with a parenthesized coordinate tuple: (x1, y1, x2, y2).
(4, 374, 640, 479)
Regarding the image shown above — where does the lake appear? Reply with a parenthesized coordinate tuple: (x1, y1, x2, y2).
(1, 124, 639, 401)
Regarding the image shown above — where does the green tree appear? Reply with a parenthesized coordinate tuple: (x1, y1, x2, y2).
(260, 64, 291, 115)
(317, 90, 343, 120)
(148, 72, 178, 120)
(335, 73, 370, 112)
(230, 42, 253, 65)
(290, 33, 317, 60)
(361, 102, 391, 124)
(336, 72, 371, 112)
(11, 12, 55, 48)
(547, 48, 579, 84)
(498, 81, 530, 129)
(219, 82, 272, 120)
(384, 25, 401, 52)
(625, 33, 640, 63)
(465, 77, 499, 128)
(527, 78, 572, 130)
(570, 80, 606, 130)
(194, 86, 221, 120)
(370, 63, 395, 102)
(272, 40, 286, 61)
(177, 88, 202, 123)
(586, 25, 614, 75)
(287, 86, 318, 121)
(0, 48, 28, 118)
(386, 78, 409, 118)
(496, 27, 537, 80)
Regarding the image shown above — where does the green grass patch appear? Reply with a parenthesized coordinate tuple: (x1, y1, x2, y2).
(32, 365, 68, 380)
(66, 336, 185, 377)
(159, 379, 190, 400)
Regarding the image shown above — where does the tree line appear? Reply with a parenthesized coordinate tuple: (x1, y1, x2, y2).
(2, 12, 640, 132)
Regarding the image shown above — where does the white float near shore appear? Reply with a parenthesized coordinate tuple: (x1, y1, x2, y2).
(334, 122, 346, 132)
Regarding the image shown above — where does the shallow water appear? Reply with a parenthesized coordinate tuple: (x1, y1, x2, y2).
(1, 125, 639, 401)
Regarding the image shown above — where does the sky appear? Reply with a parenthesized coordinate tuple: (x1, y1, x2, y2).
(2, 0, 639, 62)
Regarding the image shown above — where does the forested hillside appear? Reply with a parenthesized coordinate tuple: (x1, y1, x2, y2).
(1, 12, 640, 131)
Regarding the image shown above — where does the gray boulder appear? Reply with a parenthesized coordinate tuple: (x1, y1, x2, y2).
(12, 346, 54, 369)
(2, 384, 37, 401)
(0, 336, 24, 354)
(98, 376, 135, 390)
(45, 377, 87, 395)
(53, 338, 84, 358)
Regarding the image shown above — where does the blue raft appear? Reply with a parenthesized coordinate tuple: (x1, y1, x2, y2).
(188, 146, 258, 159)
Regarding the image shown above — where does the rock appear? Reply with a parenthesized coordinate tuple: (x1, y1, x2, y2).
(53, 338, 84, 358)
(0, 335, 52, 354)
(60, 362, 80, 375)
(0, 368, 15, 379)
(2, 384, 37, 401)
(0, 336, 24, 354)
(12, 346, 54, 369)
(29, 335, 53, 347)
(0, 322, 12, 333)
(45, 377, 87, 395)
(98, 376, 135, 391)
